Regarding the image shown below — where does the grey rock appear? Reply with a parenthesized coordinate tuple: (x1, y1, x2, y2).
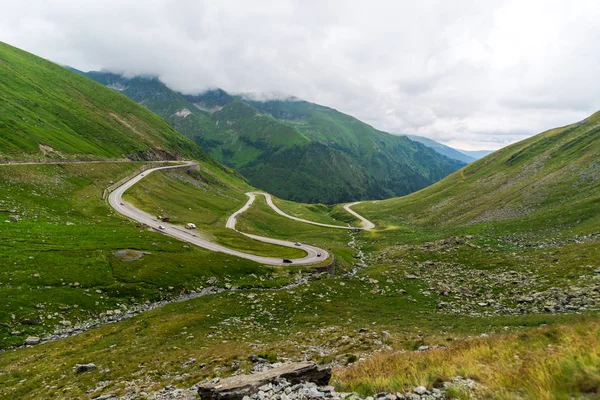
(198, 362, 331, 400)
(259, 384, 273, 392)
(319, 386, 335, 393)
(74, 363, 97, 374)
(517, 296, 534, 303)
(24, 336, 41, 345)
(413, 386, 428, 395)
(249, 354, 269, 364)
(206, 276, 218, 285)
(299, 387, 323, 398)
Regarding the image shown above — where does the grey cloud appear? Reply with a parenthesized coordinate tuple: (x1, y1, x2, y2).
(1, 0, 600, 150)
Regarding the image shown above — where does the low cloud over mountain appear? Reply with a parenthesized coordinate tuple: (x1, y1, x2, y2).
(2, 0, 600, 149)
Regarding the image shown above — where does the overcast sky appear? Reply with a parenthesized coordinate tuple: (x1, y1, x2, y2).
(2, 0, 599, 150)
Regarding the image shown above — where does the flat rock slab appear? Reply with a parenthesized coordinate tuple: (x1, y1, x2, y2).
(198, 362, 331, 400)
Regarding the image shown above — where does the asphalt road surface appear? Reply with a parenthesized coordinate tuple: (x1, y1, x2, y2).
(4, 160, 375, 266)
(228, 192, 375, 231)
(108, 163, 329, 266)
(343, 202, 376, 230)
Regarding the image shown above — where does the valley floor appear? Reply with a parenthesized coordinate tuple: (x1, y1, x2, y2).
(0, 160, 598, 399)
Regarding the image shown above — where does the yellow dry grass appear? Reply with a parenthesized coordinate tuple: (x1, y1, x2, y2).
(334, 319, 600, 399)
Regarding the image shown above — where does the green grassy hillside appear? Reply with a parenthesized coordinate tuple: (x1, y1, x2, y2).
(244, 98, 466, 179)
(74, 71, 226, 151)
(0, 42, 207, 161)
(0, 161, 302, 349)
(1, 109, 598, 399)
(1, 43, 598, 399)
(77, 71, 465, 203)
(0, 42, 298, 348)
(356, 112, 600, 235)
(335, 319, 600, 399)
(122, 169, 306, 258)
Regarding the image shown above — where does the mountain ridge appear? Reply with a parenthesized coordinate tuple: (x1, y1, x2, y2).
(0, 42, 213, 163)
(457, 148, 494, 159)
(1, 42, 599, 400)
(75, 71, 465, 203)
(404, 134, 476, 163)
(356, 111, 600, 232)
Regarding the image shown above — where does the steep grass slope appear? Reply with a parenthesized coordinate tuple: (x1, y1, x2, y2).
(335, 319, 600, 399)
(0, 42, 206, 161)
(0, 160, 302, 349)
(236, 98, 465, 203)
(332, 113, 600, 398)
(0, 42, 292, 349)
(357, 112, 600, 234)
(1, 44, 597, 399)
(1, 113, 598, 398)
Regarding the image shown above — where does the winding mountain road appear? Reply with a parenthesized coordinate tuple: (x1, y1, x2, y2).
(343, 202, 376, 230)
(108, 162, 375, 266)
(229, 192, 374, 231)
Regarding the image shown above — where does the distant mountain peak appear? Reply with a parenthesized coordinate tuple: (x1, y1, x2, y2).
(77, 70, 465, 203)
(183, 88, 233, 111)
(404, 135, 476, 164)
(456, 149, 494, 159)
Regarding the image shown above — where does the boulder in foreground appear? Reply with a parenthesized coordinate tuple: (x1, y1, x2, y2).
(198, 362, 331, 400)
